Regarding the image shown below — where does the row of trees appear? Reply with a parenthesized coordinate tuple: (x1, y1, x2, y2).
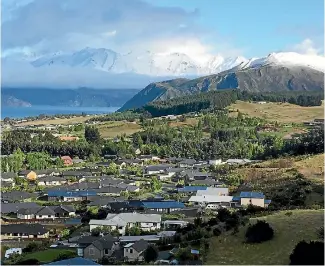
(133, 90, 324, 117)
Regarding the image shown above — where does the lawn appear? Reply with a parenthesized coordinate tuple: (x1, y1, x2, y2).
(22, 248, 76, 263)
(228, 101, 324, 123)
(206, 209, 324, 265)
(17, 116, 95, 126)
(97, 121, 142, 138)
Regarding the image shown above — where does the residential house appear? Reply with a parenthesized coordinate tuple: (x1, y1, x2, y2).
(45, 257, 100, 265)
(17, 205, 76, 219)
(178, 159, 197, 168)
(38, 176, 67, 186)
(140, 201, 185, 214)
(5, 248, 22, 259)
(1, 202, 40, 215)
(188, 178, 220, 187)
(232, 192, 271, 208)
(61, 156, 73, 166)
(96, 186, 124, 196)
(59, 136, 80, 141)
(139, 155, 160, 162)
(83, 235, 119, 261)
(62, 170, 92, 178)
(188, 195, 234, 209)
(208, 159, 223, 165)
(177, 186, 207, 194)
(145, 165, 173, 175)
(1, 224, 49, 240)
(123, 239, 149, 262)
(72, 158, 85, 164)
(196, 187, 229, 196)
(47, 190, 97, 202)
(1, 191, 35, 203)
(89, 213, 161, 235)
(87, 196, 126, 208)
(18, 170, 37, 180)
(1, 172, 16, 182)
(35, 169, 60, 177)
(162, 220, 188, 230)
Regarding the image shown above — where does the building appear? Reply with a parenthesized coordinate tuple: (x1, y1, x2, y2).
(45, 257, 100, 265)
(140, 201, 185, 214)
(59, 136, 80, 141)
(233, 192, 271, 208)
(61, 156, 73, 166)
(177, 186, 207, 193)
(123, 239, 149, 262)
(178, 159, 197, 168)
(47, 190, 97, 202)
(188, 195, 234, 209)
(89, 213, 161, 235)
(208, 159, 223, 165)
(139, 155, 160, 162)
(145, 165, 173, 175)
(225, 159, 252, 165)
(83, 235, 119, 261)
(18, 170, 37, 180)
(1, 202, 40, 215)
(38, 176, 67, 186)
(17, 205, 76, 219)
(1, 224, 49, 240)
(196, 187, 229, 196)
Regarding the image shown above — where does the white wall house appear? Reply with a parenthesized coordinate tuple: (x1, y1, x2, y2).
(189, 195, 234, 208)
(89, 213, 161, 235)
(208, 159, 223, 165)
(196, 187, 229, 196)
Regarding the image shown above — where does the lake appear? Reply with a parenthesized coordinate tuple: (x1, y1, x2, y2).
(1, 106, 120, 119)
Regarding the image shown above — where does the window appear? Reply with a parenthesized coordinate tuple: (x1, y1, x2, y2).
(39, 215, 42, 218)
(104, 249, 109, 255)
(118, 226, 123, 230)
(89, 248, 95, 255)
(153, 223, 157, 226)
(48, 215, 51, 218)
(130, 249, 133, 254)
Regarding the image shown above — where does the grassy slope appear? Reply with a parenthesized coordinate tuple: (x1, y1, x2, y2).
(207, 210, 324, 265)
(22, 249, 76, 263)
(17, 116, 94, 126)
(228, 101, 324, 123)
(97, 121, 142, 138)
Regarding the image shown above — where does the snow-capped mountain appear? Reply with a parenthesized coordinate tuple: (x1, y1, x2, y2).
(22, 47, 250, 76)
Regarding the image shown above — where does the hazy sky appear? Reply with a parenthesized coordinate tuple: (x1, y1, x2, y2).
(1, 0, 324, 59)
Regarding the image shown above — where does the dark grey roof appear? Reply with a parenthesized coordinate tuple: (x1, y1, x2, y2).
(189, 179, 218, 186)
(88, 196, 126, 206)
(18, 170, 34, 175)
(1, 181, 13, 188)
(35, 169, 59, 175)
(76, 236, 100, 245)
(1, 191, 36, 202)
(38, 175, 66, 182)
(1, 224, 48, 235)
(100, 178, 124, 186)
(36, 206, 56, 215)
(92, 235, 118, 250)
(60, 205, 76, 212)
(179, 159, 197, 165)
(1, 172, 16, 179)
(166, 168, 185, 174)
(97, 186, 124, 194)
(17, 207, 41, 215)
(132, 239, 149, 253)
(62, 171, 91, 177)
(146, 165, 173, 171)
(1, 202, 40, 214)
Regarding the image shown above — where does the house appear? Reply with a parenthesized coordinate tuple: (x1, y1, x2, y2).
(89, 213, 161, 235)
(35, 169, 60, 177)
(62, 170, 92, 178)
(119, 235, 160, 243)
(1, 224, 49, 240)
(87, 196, 126, 208)
(61, 156, 73, 166)
(196, 187, 229, 196)
(59, 136, 80, 141)
(162, 220, 188, 230)
(1, 191, 35, 203)
(5, 248, 22, 259)
(47, 190, 97, 202)
(208, 159, 223, 166)
(233, 191, 271, 208)
(73, 158, 85, 164)
(1, 202, 40, 214)
(188, 195, 234, 209)
(140, 201, 185, 214)
(45, 257, 100, 265)
(178, 159, 197, 168)
(38, 176, 67, 186)
(177, 186, 207, 193)
(145, 165, 173, 175)
(96, 186, 124, 196)
(116, 159, 143, 166)
(123, 239, 149, 262)
(83, 235, 119, 261)
(18, 170, 37, 180)
(189, 178, 220, 187)
(17, 205, 76, 219)
(1, 172, 16, 182)
(139, 155, 160, 162)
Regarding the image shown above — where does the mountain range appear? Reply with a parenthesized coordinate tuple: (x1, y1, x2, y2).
(120, 52, 325, 111)
(2, 48, 324, 108)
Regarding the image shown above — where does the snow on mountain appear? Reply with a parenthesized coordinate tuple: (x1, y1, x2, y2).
(240, 52, 325, 72)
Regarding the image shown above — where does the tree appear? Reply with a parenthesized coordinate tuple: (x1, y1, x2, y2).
(245, 221, 274, 243)
(26, 152, 51, 170)
(60, 229, 70, 239)
(143, 245, 158, 263)
(55, 157, 64, 168)
(290, 240, 324, 265)
(91, 227, 100, 237)
(85, 126, 101, 143)
(150, 177, 162, 192)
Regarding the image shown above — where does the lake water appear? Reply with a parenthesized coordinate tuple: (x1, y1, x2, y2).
(1, 106, 120, 119)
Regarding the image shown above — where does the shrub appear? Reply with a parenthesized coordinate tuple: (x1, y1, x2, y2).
(317, 226, 324, 239)
(290, 240, 324, 265)
(245, 220, 274, 243)
(213, 227, 221, 236)
(143, 245, 158, 263)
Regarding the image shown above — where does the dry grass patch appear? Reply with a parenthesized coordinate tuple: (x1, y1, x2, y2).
(228, 101, 324, 123)
(18, 116, 94, 126)
(97, 121, 142, 138)
(294, 154, 324, 181)
(207, 209, 324, 265)
(169, 118, 199, 127)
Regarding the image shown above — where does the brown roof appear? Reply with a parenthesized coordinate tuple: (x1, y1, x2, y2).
(59, 136, 79, 141)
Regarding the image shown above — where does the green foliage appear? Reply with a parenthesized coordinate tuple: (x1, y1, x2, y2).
(26, 152, 52, 170)
(1, 148, 25, 172)
(85, 126, 101, 143)
(150, 177, 162, 192)
(105, 162, 120, 175)
(290, 240, 324, 265)
(245, 221, 274, 243)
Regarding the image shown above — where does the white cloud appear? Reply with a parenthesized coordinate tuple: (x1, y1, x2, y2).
(292, 38, 322, 55)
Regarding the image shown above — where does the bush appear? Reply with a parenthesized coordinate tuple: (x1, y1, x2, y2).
(290, 240, 324, 265)
(143, 245, 158, 263)
(213, 227, 221, 236)
(245, 220, 274, 243)
(16, 258, 40, 265)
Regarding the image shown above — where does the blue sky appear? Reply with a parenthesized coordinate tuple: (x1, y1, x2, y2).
(1, 0, 324, 59)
